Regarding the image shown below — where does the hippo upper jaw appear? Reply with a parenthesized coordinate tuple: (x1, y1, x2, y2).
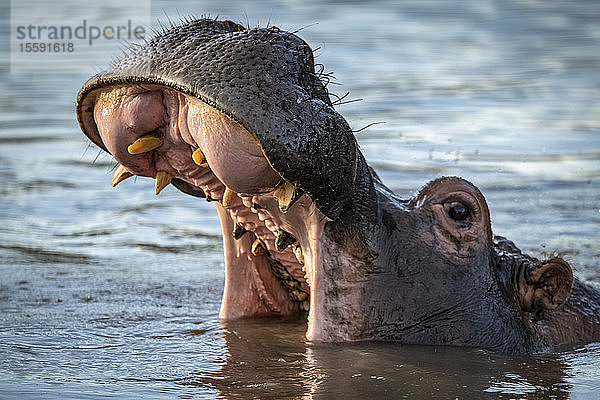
(77, 18, 375, 224)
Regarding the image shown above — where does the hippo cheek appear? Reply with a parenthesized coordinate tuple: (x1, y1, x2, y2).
(185, 96, 281, 195)
(93, 87, 170, 177)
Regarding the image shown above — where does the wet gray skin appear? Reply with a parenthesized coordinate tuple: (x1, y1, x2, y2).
(76, 18, 600, 355)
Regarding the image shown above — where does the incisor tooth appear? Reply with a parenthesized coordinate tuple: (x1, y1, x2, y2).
(222, 187, 237, 207)
(251, 237, 266, 256)
(154, 171, 172, 195)
(293, 245, 304, 265)
(272, 180, 295, 212)
(112, 164, 133, 187)
(127, 133, 163, 155)
(192, 148, 205, 165)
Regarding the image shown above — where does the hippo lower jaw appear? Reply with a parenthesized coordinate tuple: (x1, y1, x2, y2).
(85, 83, 348, 339)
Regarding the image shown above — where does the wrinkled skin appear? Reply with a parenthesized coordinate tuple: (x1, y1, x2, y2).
(77, 19, 600, 354)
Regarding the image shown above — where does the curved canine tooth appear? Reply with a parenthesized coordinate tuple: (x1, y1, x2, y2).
(251, 237, 266, 256)
(293, 245, 305, 265)
(192, 148, 205, 165)
(222, 187, 237, 207)
(275, 230, 295, 251)
(127, 133, 164, 155)
(112, 164, 133, 187)
(272, 180, 295, 212)
(232, 222, 247, 239)
(154, 171, 172, 195)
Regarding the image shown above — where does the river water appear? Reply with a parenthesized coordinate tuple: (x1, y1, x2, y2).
(1, 0, 599, 398)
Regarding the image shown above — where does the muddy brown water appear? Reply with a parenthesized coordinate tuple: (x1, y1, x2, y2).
(1, 0, 599, 398)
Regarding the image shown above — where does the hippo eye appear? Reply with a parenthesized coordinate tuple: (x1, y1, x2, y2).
(448, 202, 470, 221)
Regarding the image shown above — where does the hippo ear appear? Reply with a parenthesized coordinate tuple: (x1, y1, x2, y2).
(520, 258, 573, 313)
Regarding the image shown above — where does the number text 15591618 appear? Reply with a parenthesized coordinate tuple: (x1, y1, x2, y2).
(19, 43, 74, 52)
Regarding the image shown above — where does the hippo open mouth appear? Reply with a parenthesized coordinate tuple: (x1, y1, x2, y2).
(82, 82, 319, 319)
(76, 19, 365, 339)
(77, 18, 600, 354)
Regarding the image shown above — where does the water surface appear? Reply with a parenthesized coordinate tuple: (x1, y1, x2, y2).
(1, 0, 599, 398)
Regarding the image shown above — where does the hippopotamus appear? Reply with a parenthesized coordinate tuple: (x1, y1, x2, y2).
(76, 18, 600, 354)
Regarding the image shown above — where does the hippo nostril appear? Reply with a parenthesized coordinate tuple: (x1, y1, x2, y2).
(448, 202, 470, 221)
(127, 132, 164, 155)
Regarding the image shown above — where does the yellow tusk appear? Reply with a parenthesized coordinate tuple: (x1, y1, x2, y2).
(192, 148, 205, 165)
(251, 237, 266, 256)
(112, 164, 133, 187)
(154, 171, 172, 195)
(273, 180, 295, 212)
(222, 187, 237, 207)
(127, 133, 164, 155)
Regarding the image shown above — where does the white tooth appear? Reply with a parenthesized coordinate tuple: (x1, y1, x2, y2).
(251, 237, 266, 256)
(293, 245, 304, 265)
(303, 265, 312, 287)
(222, 187, 237, 207)
(272, 180, 295, 212)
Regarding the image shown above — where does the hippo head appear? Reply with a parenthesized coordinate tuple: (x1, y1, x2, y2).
(77, 19, 590, 354)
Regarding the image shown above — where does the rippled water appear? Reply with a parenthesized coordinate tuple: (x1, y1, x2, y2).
(1, 0, 599, 398)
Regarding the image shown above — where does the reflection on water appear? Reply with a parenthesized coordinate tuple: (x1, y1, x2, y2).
(192, 319, 600, 399)
(1, 0, 599, 398)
